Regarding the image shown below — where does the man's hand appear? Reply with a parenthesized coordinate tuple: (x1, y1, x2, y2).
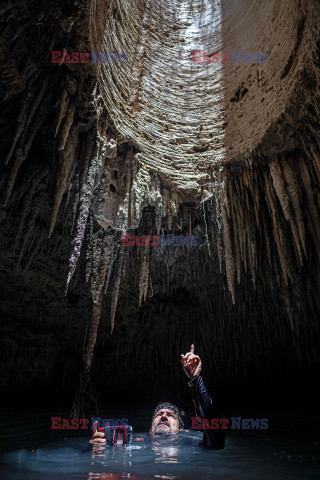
(89, 420, 106, 444)
(181, 344, 202, 380)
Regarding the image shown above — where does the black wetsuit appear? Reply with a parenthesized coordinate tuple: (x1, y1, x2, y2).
(188, 375, 225, 449)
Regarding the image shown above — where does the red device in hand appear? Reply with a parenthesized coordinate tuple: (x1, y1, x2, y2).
(104, 425, 133, 446)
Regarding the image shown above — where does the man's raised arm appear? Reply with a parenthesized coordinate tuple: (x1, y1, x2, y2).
(181, 344, 225, 449)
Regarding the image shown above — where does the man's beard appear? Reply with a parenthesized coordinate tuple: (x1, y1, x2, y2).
(154, 420, 172, 435)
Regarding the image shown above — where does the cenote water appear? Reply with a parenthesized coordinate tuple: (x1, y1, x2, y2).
(1, 408, 319, 479)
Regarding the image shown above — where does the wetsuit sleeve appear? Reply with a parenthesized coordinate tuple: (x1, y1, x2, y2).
(188, 375, 225, 449)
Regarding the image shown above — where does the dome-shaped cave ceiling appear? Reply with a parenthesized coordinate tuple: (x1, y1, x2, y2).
(89, 0, 315, 231)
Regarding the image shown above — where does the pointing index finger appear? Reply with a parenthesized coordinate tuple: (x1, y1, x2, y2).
(191, 344, 194, 354)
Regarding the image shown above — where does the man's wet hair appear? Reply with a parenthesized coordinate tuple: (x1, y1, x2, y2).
(151, 402, 185, 429)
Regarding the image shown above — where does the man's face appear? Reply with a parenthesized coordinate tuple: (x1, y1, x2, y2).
(150, 408, 180, 435)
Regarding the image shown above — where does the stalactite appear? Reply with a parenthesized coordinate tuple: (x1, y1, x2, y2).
(91, 229, 119, 304)
(309, 143, 320, 182)
(65, 141, 103, 291)
(25, 80, 49, 134)
(264, 174, 290, 286)
(138, 243, 150, 306)
(220, 193, 235, 304)
(85, 213, 94, 283)
(230, 199, 241, 285)
(297, 157, 320, 257)
(110, 249, 124, 334)
(70, 292, 103, 418)
(281, 155, 306, 257)
(3, 115, 42, 207)
(252, 174, 260, 231)
(54, 88, 70, 138)
(216, 233, 223, 274)
(260, 207, 272, 267)
(104, 233, 119, 296)
(247, 213, 256, 288)
(5, 97, 29, 165)
(269, 158, 304, 265)
(58, 100, 77, 151)
(69, 174, 80, 236)
(80, 131, 96, 188)
(48, 127, 79, 238)
(299, 133, 320, 183)
(71, 227, 121, 414)
(91, 231, 108, 304)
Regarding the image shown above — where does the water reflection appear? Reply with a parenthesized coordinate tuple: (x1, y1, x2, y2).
(151, 435, 180, 464)
(90, 438, 136, 470)
(90, 434, 181, 469)
(90, 443, 107, 459)
(154, 476, 179, 480)
(88, 474, 135, 480)
(87, 475, 179, 480)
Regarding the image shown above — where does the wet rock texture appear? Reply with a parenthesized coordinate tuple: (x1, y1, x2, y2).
(0, 0, 320, 408)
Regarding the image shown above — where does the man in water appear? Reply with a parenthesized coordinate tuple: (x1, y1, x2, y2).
(90, 344, 225, 449)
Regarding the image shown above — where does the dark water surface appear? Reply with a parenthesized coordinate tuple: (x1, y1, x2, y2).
(0, 408, 319, 480)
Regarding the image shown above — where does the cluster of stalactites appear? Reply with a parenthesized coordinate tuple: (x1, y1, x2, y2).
(216, 140, 320, 329)
(3, 64, 320, 337)
(64, 97, 178, 333)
